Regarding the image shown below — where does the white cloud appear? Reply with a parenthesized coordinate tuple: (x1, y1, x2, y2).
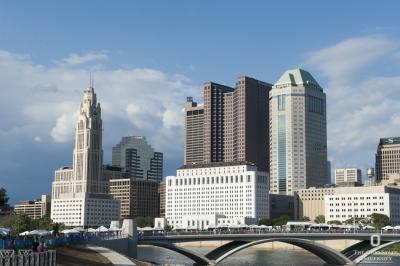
(0, 49, 200, 160)
(55, 51, 108, 66)
(34, 136, 42, 142)
(306, 35, 400, 172)
(306, 36, 398, 85)
(50, 113, 77, 143)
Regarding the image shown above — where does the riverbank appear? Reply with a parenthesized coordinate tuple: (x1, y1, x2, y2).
(56, 246, 113, 266)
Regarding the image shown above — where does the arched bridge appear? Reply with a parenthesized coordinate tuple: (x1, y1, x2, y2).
(138, 232, 400, 265)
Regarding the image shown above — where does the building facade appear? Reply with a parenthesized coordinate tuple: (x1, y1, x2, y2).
(185, 77, 271, 171)
(165, 162, 269, 229)
(294, 187, 335, 221)
(376, 137, 400, 182)
(14, 195, 51, 220)
(334, 168, 362, 185)
(112, 136, 163, 182)
(51, 87, 120, 227)
(184, 97, 204, 165)
(325, 186, 400, 225)
(159, 181, 166, 218)
(270, 69, 327, 195)
(270, 194, 295, 220)
(109, 178, 160, 219)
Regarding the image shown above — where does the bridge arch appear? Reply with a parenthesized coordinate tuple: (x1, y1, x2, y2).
(138, 242, 212, 265)
(141, 238, 355, 265)
(353, 240, 400, 264)
(215, 238, 354, 265)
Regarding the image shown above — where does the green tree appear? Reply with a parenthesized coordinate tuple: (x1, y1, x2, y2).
(35, 214, 53, 230)
(343, 217, 366, 225)
(258, 218, 272, 226)
(0, 187, 9, 209)
(52, 222, 65, 236)
(12, 214, 33, 236)
(327, 220, 342, 225)
(164, 224, 172, 232)
(272, 215, 290, 226)
(314, 215, 325, 224)
(302, 216, 310, 222)
(370, 213, 390, 229)
(136, 216, 154, 228)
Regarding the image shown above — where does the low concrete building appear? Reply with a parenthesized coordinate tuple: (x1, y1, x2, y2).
(166, 162, 269, 230)
(109, 178, 160, 219)
(335, 168, 362, 186)
(294, 187, 335, 221)
(14, 195, 51, 219)
(325, 185, 400, 224)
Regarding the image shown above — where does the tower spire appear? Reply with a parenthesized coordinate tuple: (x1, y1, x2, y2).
(89, 72, 93, 88)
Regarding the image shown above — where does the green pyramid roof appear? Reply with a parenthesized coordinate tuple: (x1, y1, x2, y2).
(275, 68, 320, 87)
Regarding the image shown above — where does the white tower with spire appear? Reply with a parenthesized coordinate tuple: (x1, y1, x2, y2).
(72, 87, 105, 194)
(51, 85, 119, 227)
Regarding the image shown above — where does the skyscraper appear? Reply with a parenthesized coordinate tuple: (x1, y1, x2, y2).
(269, 68, 327, 195)
(112, 136, 163, 182)
(230, 76, 271, 171)
(184, 97, 204, 165)
(375, 137, 400, 181)
(203, 82, 234, 163)
(185, 76, 271, 171)
(51, 87, 120, 227)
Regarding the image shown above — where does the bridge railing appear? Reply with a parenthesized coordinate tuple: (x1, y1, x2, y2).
(138, 229, 400, 238)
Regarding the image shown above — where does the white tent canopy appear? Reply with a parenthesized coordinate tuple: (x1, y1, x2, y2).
(62, 229, 80, 234)
(382, 225, 394, 230)
(0, 228, 10, 236)
(96, 226, 109, 232)
(87, 228, 97, 233)
(19, 231, 30, 236)
(363, 225, 375, 229)
(29, 230, 51, 236)
(141, 226, 154, 231)
(228, 224, 241, 229)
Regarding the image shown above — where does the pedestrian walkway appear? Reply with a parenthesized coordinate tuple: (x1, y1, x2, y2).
(87, 246, 136, 266)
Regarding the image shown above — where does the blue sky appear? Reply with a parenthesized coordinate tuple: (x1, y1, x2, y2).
(1, 1, 400, 203)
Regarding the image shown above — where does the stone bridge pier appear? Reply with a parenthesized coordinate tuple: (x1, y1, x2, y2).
(88, 219, 138, 259)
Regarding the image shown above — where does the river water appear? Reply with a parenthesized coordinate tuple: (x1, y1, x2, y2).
(138, 246, 400, 266)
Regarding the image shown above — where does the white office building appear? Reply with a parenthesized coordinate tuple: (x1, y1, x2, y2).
(165, 162, 269, 230)
(334, 168, 362, 185)
(51, 86, 120, 227)
(325, 186, 400, 225)
(269, 69, 327, 195)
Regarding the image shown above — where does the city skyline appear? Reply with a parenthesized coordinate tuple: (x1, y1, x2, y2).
(1, 2, 400, 203)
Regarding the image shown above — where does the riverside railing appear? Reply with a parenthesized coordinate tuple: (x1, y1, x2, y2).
(138, 229, 400, 237)
(0, 250, 56, 266)
(0, 232, 128, 250)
